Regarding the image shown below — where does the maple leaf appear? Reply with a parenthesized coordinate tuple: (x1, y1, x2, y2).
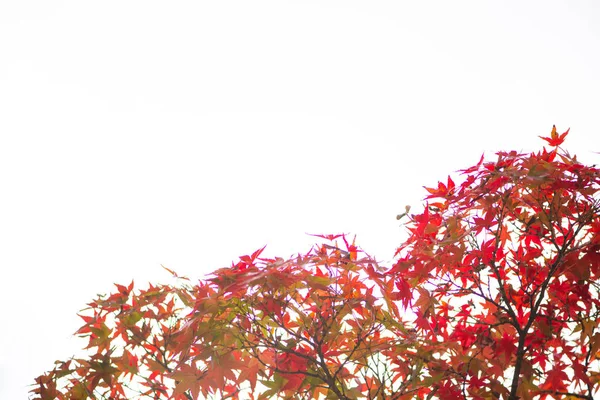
(495, 333, 516, 363)
(540, 365, 569, 393)
(238, 357, 261, 391)
(539, 124, 570, 147)
(308, 233, 345, 241)
(85, 322, 112, 351)
(114, 350, 138, 379)
(424, 175, 455, 199)
(394, 277, 412, 308)
(171, 364, 206, 400)
(86, 353, 120, 391)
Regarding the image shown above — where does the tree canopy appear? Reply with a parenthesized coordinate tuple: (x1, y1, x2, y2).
(31, 126, 600, 399)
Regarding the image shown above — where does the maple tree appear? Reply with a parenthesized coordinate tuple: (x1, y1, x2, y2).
(32, 126, 600, 399)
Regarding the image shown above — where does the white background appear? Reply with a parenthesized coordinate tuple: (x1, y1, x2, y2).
(1, 1, 599, 398)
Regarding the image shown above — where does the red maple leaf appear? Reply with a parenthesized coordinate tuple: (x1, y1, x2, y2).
(539, 125, 569, 147)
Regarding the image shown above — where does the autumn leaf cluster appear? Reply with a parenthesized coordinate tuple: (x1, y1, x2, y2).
(32, 127, 600, 400)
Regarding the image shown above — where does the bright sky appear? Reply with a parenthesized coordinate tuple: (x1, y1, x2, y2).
(1, 1, 599, 398)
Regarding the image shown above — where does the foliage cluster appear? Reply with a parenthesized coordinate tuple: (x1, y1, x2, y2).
(32, 127, 600, 399)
